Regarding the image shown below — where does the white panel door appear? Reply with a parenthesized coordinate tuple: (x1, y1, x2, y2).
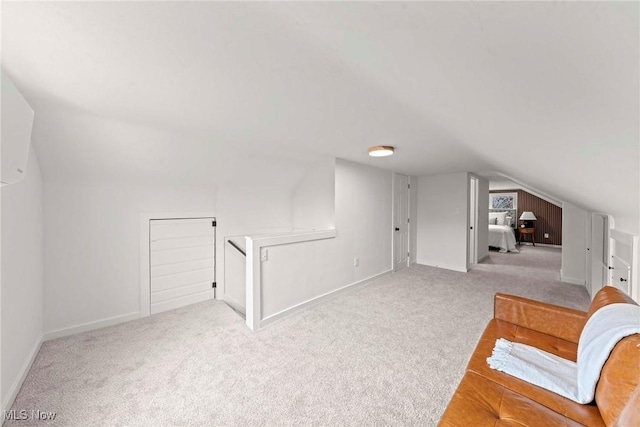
(611, 255, 631, 295)
(590, 214, 608, 298)
(468, 177, 477, 266)
(394, 174, 409, 272)
(150, 218, 215, 314)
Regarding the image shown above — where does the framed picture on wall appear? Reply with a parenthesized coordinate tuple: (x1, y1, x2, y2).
(489, 192, 518, 210)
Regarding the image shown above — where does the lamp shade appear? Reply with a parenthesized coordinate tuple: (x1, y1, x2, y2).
(519, 211, 537, 221)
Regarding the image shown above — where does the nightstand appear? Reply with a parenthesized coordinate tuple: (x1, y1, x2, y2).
(518, 228, 535, 246)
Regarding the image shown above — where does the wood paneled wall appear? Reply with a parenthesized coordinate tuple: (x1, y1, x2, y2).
(490, 189, 562, 246)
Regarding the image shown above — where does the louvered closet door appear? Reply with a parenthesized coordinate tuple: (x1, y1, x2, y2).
(150, 218, 215, 314)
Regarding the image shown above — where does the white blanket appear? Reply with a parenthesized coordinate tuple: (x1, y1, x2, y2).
(488, 224, 518, 253)
(487, 302, 640, 403)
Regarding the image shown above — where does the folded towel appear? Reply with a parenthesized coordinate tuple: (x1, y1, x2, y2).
(576, 303, 640, 402)
(487, 302, 640, 403)
(487, 338, 578, 399)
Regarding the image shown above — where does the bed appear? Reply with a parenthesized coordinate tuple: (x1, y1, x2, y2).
(488, 211, 519, 253)
(489, 224, 518, 253)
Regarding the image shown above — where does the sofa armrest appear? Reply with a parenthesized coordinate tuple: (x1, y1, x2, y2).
(494, 293, 587, 344)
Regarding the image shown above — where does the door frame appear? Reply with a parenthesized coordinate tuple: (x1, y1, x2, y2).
(139, 211, 216, 317)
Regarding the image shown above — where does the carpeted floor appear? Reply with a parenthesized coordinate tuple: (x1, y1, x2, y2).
(8, 246, 590, 426)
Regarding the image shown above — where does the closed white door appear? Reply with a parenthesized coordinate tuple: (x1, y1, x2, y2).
(590, 214, 608, 297)
(394, 174, 409, 272)
(468, 177, 478, 267)
(611, 255, 631, 295)
(150, 218, 215, 314)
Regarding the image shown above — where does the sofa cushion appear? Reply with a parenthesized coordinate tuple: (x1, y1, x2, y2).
(613, 382, 640, 427)
(586, 286, 640, 426)
(586, 285, 636, 322)
(596, 333, 640, 426)
(439, 371, 584, 427)
(494, 293, 587, 344)
(465, 319, 605, 426)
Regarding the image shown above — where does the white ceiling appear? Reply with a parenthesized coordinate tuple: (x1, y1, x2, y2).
(2, 2, 639, 228)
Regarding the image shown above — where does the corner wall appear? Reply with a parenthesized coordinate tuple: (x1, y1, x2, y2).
(292, 156, 335, 230)
(561, 202, 587, 285)
(1, 146, 44, 411)
(43, 182, 217, 336)
(416, 172, 469, 272)
(256, 158, 393, 324)
(409, 176, 418, 264)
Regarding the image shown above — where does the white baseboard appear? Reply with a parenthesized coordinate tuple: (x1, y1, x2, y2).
(3, 335, 43, 413)
(220, 295, 246, 316)
(43, 311, 141, 341)
(537, 243, 562, 248)
(415, 260, 467, 273)
(519, 242, 561, 248)
(261, 269, 393, 327)
(561, 275, 585, 286)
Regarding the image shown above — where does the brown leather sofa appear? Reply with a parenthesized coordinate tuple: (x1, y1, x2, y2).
(439, 286, 640, 426)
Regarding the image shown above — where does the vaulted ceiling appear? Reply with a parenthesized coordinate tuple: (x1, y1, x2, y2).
(3, 2, 638, 229)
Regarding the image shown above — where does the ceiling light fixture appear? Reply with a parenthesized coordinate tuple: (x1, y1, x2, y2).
(368, 146, 394, 157)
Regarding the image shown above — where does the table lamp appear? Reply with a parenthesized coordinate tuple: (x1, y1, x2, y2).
(519, 211, 537, 228)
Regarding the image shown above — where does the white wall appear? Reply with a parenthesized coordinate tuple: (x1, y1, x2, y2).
(43, 181, 216, 335)
(1, 146, 44, 410)
(561, 202, 587, 285)
(215, 183, 297, 309)
(292, 156, 335, 230)
(43, 172, 306, 336)
(476, 176, 490, 262)
(334, 159, 393, 283)
(1, 71, 34, 186)
(259, 159, 393, 320)
(409, 176, 418, 264)
(416, 172, 469, 272)
(216, 185, 293, 234)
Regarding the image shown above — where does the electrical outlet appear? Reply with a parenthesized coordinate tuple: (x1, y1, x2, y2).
(354, 257, 359, 267)
(544, 233, 549, 239)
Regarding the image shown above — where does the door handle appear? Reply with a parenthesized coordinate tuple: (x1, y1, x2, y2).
(620, 278, 628, 282)
(608, 266, 614, 270)
(395, 227, 400, 231)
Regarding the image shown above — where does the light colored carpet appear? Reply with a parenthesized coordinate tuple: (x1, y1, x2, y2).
(8, 246, 590, 426)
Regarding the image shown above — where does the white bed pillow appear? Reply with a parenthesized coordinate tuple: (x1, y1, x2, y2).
(489, 212, 508, 225)
(489, 218, 498, 225)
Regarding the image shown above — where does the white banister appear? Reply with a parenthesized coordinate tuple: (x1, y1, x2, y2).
(244, 230, 337, 331)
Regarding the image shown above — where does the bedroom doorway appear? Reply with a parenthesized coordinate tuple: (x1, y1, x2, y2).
(468, 176, 479, 267)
